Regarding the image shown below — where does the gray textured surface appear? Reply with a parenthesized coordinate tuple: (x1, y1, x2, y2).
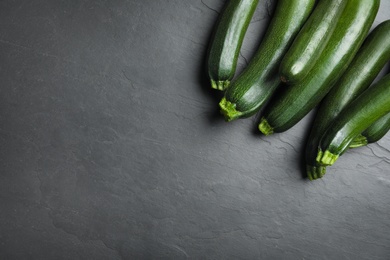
(0, 0, 389, 259)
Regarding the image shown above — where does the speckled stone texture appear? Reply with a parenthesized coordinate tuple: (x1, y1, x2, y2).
(0, 0, 389, 259)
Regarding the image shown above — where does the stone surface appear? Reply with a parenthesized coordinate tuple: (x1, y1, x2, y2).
(0, 0, 389, 259)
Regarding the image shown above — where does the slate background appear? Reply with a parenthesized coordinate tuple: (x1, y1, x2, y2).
(1, 0, 389, 259)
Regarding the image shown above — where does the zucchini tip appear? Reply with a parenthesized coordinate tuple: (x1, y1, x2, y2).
(258, 117, 274, 135)
(280, 75, 288, 83)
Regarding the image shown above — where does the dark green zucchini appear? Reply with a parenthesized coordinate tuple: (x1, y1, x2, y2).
(207, 0, 259, 91)
(349, 112, 390, 148)
(362, 112, 390, 143)
(305, 20, 390, 180)
(279, 0, 347, 84)
(316, 73, 390, 166)
(219, 0, 315, 121)
(258, 0, 379, 135)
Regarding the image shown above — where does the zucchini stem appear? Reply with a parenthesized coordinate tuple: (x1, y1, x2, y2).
(306, 165, 326, 180)
(219, 97, 242, 121)
(349, 134, 368, 148)
(258, 117, 274, 135)
(211, 80, 230, 91)
(316, 150, 339, 166)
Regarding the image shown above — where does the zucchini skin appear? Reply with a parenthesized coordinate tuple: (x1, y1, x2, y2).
(259, 0, 380, 135)
(317, 73, 390, 166)
(219, 0, 315, 121)
(363, 112, 390, 143)
(351, 112, 390, 147)
(305, 20, 390, 180)
(279, 0, 348, 84)
(207, 0, 259, 91)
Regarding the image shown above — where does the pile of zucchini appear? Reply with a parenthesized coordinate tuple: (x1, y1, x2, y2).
(206, 0, 390, 180)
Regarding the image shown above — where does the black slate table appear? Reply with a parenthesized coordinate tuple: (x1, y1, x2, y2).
(1, 0, 389, 259)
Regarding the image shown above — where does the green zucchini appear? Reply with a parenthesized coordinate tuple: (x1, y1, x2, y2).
(305, 20, 390, 180)
(362, 113, 390, 143)
(207, 0, 259, 91)
(258, 0, 379, 135)
(362, 112, 390, 143)
(316, 73, 390, 166)
(219, 0, 315, 121)
(349, 112, 390, 148)
(279, 0, 348, 84)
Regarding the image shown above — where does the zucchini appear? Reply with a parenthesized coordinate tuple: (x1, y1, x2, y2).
(258, 0, 379, 135)
(362, 112, 390, 143)
(316, 73, 390, 166)
(349, 112, 390, 148)
(279, 0, 348, 84)
(207, 0, 259, 91)
(305, 20, 390, 180)
(219, 0, 315, 121)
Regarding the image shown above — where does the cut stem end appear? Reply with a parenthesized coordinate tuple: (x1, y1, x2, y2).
(219, 97, 242, 122)
(316, 150, 339, 166)
(349, 134, 368, 148)
(211, 80, 230, 91)
(306, 165, 327, 180)
(258, 117, 274, 135)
